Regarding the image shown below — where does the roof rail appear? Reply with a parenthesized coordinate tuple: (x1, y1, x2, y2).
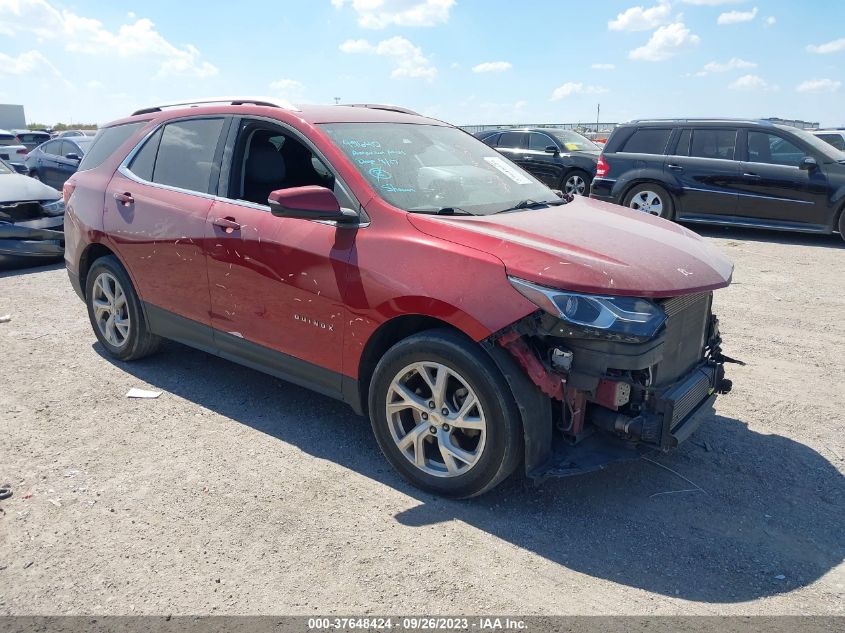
(343, 103, 421, 116)
(131, 96, 300, 116)
(629, 117, 773, 126)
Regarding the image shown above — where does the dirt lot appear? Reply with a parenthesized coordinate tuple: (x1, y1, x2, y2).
(0, 226, 843, 615)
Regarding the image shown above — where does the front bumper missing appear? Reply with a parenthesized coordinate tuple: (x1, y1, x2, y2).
(529, 362, 719, 483)
(0, 216, 64, 268)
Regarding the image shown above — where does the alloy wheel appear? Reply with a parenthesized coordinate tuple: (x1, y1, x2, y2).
(385, 361, 486, 477)
(564, 174, 587, 196)
(92, 272, 130, 348)
(629, 190, 663, 216)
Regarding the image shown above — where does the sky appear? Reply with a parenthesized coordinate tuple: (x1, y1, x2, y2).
(1, 0, 843, 127)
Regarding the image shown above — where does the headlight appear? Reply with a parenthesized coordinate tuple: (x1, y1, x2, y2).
(41, 199, 65, 216)
(508, 276, 666, 341)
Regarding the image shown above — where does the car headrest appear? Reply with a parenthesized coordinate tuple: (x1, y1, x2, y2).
(246, 142, 286, 184)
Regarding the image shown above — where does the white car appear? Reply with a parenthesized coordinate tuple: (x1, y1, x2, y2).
(0, 128, 29, 173)
(810, 129, 845, 151)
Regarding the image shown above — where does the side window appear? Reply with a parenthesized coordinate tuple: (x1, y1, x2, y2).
(151, 118, 225, 193)
(498, 132, 527, 148)
(689, 129, 736, 160)
(747, 131, 805, 167)
(231, 123, 337, 206)
(528, 133, 554, 151)
(621, 128, 671, 154)
(127, 128, 163, 182)
(483, 133, 500, 146)
(817, 134, 845, 151)
(64, 141, 80, 157)
(674, 129, 691, 156)
(42, 140, 61, 156)
(78, 121, 148, 171)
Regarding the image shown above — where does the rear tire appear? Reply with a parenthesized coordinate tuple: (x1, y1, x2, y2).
(838, 207, 845, 242)
(623, 183, 674, 220)
(368, 329, 522, 498)
(85, 255, 161, 361)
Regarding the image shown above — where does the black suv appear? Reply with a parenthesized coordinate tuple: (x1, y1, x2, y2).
(475, 128, 600, 195)
(590, 119, 845, 239)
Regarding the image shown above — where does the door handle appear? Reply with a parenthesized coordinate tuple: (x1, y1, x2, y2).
(212, 217, 241, 231)
(667, 164, 683, 171)
(113, 192, 134, 205)
(743, 172, 761, 178)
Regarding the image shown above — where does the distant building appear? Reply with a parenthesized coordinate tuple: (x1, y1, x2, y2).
(0, 104, 26, 130)
(764, 117, 819, 130)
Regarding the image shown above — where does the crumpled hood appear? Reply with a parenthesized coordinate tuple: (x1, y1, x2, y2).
(0, 173, 61, 204)
(407, 196, 733, 298)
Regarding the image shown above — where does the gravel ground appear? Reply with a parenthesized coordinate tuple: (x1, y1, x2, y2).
(0, 226, 843, 615)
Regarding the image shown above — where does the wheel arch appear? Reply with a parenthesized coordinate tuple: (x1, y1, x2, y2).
(78, 242, 118, 298)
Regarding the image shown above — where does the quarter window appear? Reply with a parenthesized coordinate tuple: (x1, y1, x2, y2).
(621, 128, 671, 154)
(689, 129, 737, 160)
(674, 129, 691, 156)
(747, 131, 805, 167)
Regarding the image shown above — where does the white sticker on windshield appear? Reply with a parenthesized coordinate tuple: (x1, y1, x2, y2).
(483, 156, 533, 184)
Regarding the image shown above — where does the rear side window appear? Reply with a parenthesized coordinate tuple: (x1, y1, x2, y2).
(674, 129, 691, 155)
(621, 128, 671, 154)
(481, 132, 500, 146)
(498, 131, 527, 148)
(78, 121, 148, 171)
(136, 118, 225, 193)
(817, 133, 845, 151)
(41, 140, 62, 156)
(690, 129, 736, 160)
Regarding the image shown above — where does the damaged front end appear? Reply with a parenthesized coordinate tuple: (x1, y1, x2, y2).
(487, 277, 737, 482)
(0, 199, 65, 269)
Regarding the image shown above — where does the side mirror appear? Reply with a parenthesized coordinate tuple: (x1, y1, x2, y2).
(65, 153, 81, 161)
(544, 145, 559, 155)
(799, 156, 818, 171)
(268, 186, 357, 223)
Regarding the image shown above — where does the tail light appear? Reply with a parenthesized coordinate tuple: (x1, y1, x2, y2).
(16, 148, 27, 155)
(596, 155, 610, 178)
(62, 180, 76, 204)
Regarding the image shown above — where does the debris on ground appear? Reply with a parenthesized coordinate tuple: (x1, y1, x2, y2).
(126, 388, 163, 399)
(0, 314, 11, 323)
(0, 484, 11, 500)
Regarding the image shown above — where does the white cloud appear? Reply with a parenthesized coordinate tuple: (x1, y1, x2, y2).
(471, 61, 512, 73)
(764, 16, 776, 26)
(550, 82, 608, 101)
(0, 0, 217, 78)
(717, 7, 758, 25)
(729, 74, 776, 91)
(269, 79, 305, 100)
(806, 38, 845, 54)
(0, 50, 61, 76)
(629, 22, 700, 61)
(330, 0, 454, 29)
(696, 57, 756, 75)
(681, 0, 742, 5)
(608, 2, 671, 31)
(591, 63, 616, 70)
(796, 78, 841, 94)
(339, 36, 437, 80)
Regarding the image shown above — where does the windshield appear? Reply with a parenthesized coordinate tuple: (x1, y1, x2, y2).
(320, 123, 559, 215)
(785, 127, 845, 161)
(0, 158, 12, 174)
(548, 130, 601, 152)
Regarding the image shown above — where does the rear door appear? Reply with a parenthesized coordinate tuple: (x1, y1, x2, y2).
(666, 127, 740, 219)
(494, 131, 531, 172)
(104, 116, 228, 332)
(37, 140, 64, 187)
(523, 132, 564, 187)
(736, 129, 830, 227)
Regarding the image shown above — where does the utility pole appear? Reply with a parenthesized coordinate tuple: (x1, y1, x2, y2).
(596, 103, 600, 133)
(334, 97, 341, 105)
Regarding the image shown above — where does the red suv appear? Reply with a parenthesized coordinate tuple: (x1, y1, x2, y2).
(64, 98, 735, 497)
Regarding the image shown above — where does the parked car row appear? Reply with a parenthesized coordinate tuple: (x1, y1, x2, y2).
(589, 118, 845, 238)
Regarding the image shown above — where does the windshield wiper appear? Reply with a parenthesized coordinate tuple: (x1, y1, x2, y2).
(410, 207, 475, 216)
(496, 198, 568, 214)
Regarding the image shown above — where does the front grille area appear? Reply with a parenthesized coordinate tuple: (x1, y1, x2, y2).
(654, 292, 712, 386)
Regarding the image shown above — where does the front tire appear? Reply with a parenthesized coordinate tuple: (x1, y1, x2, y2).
(562, 170, 591, 196)
(85, 255, 161, 361)
(623, 183, 674, 219)
(369, 329, 522, 498)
